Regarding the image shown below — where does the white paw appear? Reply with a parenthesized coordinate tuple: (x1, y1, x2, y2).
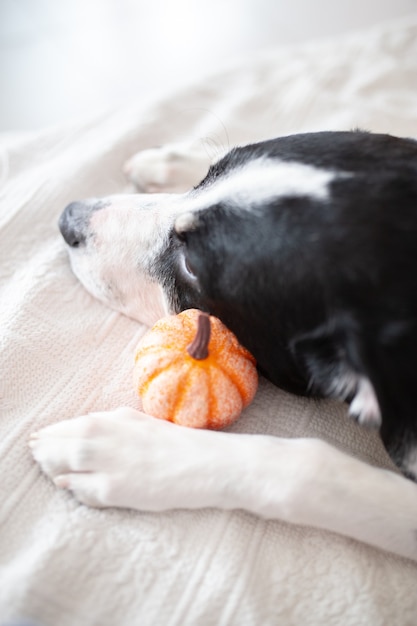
(348, 377, 382, 429)
(29, 408, 227, 511)
(123, 144, 211, 193)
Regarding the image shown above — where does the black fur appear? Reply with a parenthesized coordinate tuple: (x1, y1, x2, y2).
(163, 131, 417, 474)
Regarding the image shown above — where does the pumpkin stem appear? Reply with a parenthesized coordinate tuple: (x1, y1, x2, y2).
(187, 313, 211, 360)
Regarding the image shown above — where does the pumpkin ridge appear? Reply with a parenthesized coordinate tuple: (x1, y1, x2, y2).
(172, 362, 210, 426)
(171, 365, 192, 423)
(135, 337, 185, 360)
(138, 353, 185, 396)
(206, 364, 216, 425)
(135, 344, 181, 362)
(209, 318, 256, 365)
(214, 359, 253, 407)
(219, 335, 256, 364)
(206, 364, 243, 429)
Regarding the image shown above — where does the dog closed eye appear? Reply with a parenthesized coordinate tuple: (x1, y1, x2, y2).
(178, 250, 198, 280)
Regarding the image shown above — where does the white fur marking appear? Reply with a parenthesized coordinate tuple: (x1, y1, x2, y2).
(403, 446, 417, 478)
(182, 158, 341, 214)
(348, 377, 381, 428)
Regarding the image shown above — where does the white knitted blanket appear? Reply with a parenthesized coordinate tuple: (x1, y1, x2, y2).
(1, 15, 417, 626)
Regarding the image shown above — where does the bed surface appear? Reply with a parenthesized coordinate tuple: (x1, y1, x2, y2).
(1, 15, 417, 626)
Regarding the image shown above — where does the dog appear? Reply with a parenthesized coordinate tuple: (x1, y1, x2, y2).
(30, 131, 417, 562)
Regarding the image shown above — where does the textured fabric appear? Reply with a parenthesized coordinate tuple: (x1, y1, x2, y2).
(1, 15, 417, 626)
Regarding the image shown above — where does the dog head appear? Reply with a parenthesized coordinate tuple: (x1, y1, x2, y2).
(59, 135, 343, 326)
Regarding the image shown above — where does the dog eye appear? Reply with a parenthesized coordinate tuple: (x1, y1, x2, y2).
(184, 256, 196, 278)
(179, 251, 197, 280)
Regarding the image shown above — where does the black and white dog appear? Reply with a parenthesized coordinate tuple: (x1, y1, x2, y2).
(30, 131, 417, 561)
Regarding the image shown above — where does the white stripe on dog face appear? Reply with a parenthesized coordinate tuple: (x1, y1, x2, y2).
(183, 158, 342, 213)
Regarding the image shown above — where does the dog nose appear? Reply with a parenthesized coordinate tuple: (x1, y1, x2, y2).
(59, 201, 94, 247)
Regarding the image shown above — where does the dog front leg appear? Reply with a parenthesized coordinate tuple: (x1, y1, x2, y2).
(29, 408, 417, 562)
(249, 436, 417, 562)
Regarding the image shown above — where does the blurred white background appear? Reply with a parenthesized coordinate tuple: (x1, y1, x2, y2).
(0, 0, 416, 131)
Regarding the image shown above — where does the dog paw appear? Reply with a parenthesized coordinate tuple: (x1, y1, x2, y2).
(29, 409, 135, 507)
(123, 144, 211, 193)
(348, 378, 382, 429)
(29, 408, 223, 511)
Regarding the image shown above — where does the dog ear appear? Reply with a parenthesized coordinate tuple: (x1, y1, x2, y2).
(174, 212, 201, 241)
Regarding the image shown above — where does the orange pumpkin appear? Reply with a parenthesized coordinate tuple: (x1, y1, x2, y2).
(133, 309, 258, 429)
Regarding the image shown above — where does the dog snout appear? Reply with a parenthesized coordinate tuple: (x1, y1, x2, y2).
(59, 200, 105, 247)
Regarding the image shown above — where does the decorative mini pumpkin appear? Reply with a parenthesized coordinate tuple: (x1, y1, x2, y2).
(133, 309, 258, 429)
